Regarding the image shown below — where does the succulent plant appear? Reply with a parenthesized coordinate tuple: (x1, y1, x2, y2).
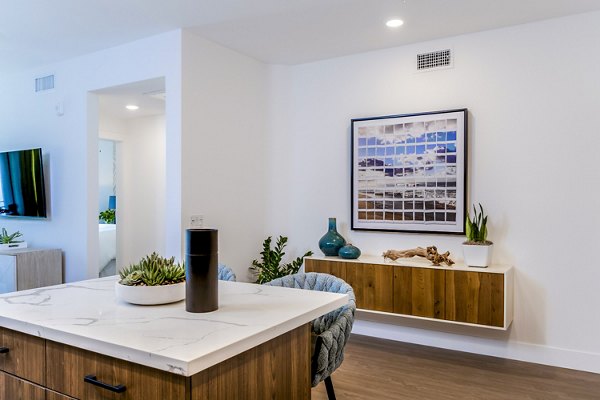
(119, 252, 185, 286)
(0, 228, 23, 244)
(464, 204, 492, 245)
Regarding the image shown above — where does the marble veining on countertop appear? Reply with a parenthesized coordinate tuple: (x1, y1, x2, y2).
(0, 276, 348, 376)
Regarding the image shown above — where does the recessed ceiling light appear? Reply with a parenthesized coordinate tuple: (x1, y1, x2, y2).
(386, 19, 404, 28)
(125, 105, 139, 110)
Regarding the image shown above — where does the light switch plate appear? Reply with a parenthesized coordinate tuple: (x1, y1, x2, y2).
(190, 215, 204, 228)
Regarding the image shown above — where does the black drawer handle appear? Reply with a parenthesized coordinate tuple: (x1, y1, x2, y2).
(0, 347, 9, 354)
(84, 374, 126, 393)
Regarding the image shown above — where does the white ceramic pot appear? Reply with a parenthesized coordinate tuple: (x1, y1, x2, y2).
(462, 243, 493, 268)
(0, 242, 28, 250)
(115, 281, 185, 305)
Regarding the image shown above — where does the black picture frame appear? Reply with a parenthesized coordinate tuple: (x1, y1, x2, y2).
(351, 109, 468, 234)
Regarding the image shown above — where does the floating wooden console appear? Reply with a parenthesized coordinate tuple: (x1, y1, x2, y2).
(305, 256, 513, 329)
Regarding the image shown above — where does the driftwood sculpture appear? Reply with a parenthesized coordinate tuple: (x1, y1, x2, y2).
(382, 246, 454, 267)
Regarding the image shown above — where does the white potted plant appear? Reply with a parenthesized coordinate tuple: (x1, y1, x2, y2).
(115, 252, 185, 305)
(462, 204, 493, 267)
(0, 228, 27, 250)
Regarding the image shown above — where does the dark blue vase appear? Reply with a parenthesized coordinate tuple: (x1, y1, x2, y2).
(318, 218, 346, 256)
(338, 244, 361, 259)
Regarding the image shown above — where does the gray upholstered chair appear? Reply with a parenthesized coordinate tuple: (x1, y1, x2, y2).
(264, 272, 355, 400)
(217, 264, 237, 282)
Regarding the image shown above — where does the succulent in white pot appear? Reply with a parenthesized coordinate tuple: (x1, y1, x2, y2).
(0, 228, 27, 249)
(462, 204, 493, 268)
(115, 252, 185, 305)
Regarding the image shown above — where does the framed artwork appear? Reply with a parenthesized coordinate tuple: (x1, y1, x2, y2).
(351, 109, 467, 234)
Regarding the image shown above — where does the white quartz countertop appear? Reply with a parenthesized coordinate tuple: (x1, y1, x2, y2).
(0, 276, 348, 376)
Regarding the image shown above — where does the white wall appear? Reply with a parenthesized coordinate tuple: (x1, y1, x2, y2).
(117, 115, 166, 267)
(0, 31, 182, 282)
(100, 114, 166, 269)
(0, 28, 267, 282)
(181, 31, 270, 280)
(266, 11, 600, 372)
(98, 139, 115, 213)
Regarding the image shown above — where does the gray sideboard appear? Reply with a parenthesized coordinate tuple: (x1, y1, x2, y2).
(0, 248, 62, 294)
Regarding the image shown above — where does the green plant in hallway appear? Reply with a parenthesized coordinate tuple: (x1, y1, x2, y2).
(250, 236, 313, 284)
(0, 228, 23, 244)
(99, 208, 116, 224)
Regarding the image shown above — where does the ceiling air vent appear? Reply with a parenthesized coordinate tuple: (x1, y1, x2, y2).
(35, 75, 55, 92)
(416, 49, 452, 71)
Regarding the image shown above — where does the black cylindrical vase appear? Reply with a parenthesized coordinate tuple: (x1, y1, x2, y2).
(185, 229, 218, 313)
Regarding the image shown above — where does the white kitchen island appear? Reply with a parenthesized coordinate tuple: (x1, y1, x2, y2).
(0, 276, 348, 400)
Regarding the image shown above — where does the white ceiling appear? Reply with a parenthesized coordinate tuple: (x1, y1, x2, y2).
(1, 0, 600, 74)
(97, 78, 165, 121)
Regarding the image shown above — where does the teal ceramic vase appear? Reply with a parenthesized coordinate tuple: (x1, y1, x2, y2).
(318, 218, 346, 256)
(338, 244, 361, 259)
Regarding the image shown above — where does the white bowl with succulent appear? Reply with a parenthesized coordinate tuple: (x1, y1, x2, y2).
(462, 204, 493, 268)
(115, 252, 185, 305)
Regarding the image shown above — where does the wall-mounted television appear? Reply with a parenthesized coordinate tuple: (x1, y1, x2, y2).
(0, 148, 47, 218)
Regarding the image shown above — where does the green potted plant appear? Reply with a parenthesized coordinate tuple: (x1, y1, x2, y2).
(250, 236, 313, 284)
(99, 209, 116, 224)
(115, 252, 186, 305)
(0, 228, 27, 249)
(463, 204, 493, 267)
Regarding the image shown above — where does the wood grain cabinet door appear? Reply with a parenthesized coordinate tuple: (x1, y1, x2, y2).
(45, 390, 76, 400)
(0, 371, 45, 400)
(15, 249, 63, 291)
(345, 263, 393, 312)
(0, 327, 45, 386)
(304, 259, 346, 279)
(394, 267, 445, 319)
(46, 341, 187, 400)
(191, 324, 311, 400)
(445, 271, 504, 327)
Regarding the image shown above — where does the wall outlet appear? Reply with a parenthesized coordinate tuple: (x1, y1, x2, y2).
(190, 215, 204, 228)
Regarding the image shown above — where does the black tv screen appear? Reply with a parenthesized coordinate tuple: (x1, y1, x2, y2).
(0, 148, 47, 218)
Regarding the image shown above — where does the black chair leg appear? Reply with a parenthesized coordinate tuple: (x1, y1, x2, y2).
(324, 376, 336, 400)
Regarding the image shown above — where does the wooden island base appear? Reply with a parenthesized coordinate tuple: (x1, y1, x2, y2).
(1, 324, 311, 400)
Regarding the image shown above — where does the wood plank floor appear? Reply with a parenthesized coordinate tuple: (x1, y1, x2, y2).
(312, 334, 600, 400)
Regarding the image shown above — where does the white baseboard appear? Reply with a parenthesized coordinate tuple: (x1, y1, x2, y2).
(352, 319, 600, 374)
